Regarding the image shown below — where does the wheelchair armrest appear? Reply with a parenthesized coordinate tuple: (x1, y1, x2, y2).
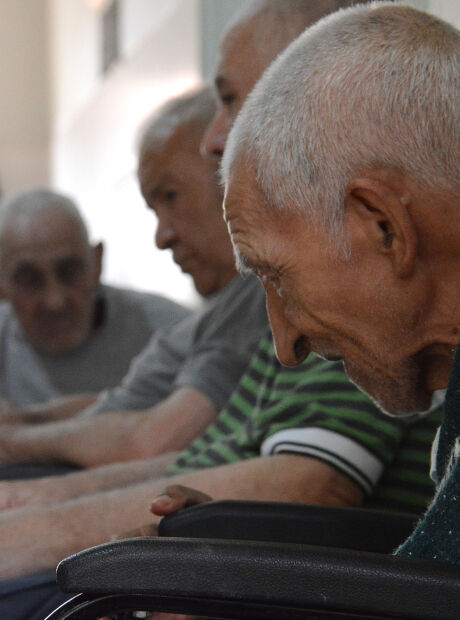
(158, 499, 417, 553)
(56, 537, 460, 620)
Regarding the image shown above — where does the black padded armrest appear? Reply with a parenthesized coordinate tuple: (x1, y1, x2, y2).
(158, 500, 416, 553)
(55, 537, 460, 620)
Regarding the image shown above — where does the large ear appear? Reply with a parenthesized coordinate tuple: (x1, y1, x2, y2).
(344, 172, 417, 279)
(93, 242, 104, 280)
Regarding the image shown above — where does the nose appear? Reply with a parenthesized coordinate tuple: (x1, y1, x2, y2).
(42, 277, 67, 311)
(201, 109, 227, 159)
(155, 218, 176, 250)
(265, 284, 310, 366)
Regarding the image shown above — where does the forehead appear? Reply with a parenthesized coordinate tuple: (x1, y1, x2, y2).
(217, 19, 266, 96)
(138, 124, 205, 186)
(224, 163, 295, 268)
(1, 212, 89, 271)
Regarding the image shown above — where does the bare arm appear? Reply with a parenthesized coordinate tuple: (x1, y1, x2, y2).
(0, 387, 216, 467)
(0, 454, 363, 579)
(0, 452, 181, 511)
(0, 393, 98, 426)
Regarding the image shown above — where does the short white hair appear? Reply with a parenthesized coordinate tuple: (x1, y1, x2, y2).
(223, 0, 362, 73)
(0, 188, 88, 243)
(137, 86, 216, 156)
(223, 2, 460, 238)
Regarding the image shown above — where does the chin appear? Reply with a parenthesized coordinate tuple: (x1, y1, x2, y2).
(344, 360, 432, 417)
(192, 277, 220, 298)
(368, 390, 434, 417)
(35, 330, 89, 356)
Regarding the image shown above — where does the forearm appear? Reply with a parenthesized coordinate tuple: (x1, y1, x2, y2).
(163, 455, 365, 507)
(0, 454, 364, 579)
(27, 393, 98, 422)
(0, 482, 167, 579)
(0, 387, 216, 467)
(0, 410, 146, 466)
(36, 452, 180, 503)
(16, 393, 98, 425)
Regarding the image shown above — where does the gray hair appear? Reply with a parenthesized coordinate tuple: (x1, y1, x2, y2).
(223, 0, 367, 72)
(137, 86, 217, 156)
(223, 2, 460, 241)
(0, 188, 88, 244)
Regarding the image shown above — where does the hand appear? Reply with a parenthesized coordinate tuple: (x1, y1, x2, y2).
(150, 485, 212, 517)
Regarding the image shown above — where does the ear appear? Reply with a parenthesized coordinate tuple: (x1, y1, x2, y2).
(93, 242, 104, 280)
(344, 173, 417, 279)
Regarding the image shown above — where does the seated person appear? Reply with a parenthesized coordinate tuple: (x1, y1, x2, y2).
(0, 188, 187, 413)
(0, 330, 443, 618)
(220, 3, 460, 563)
(0, 87, 268, 472)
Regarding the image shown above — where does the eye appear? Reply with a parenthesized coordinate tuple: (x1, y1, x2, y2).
(12, 266, 45, 293)
(56, 258, 85, 286)
(222, 94, 234, 105)
(219, 90, 236, 107)
(164, 189, 178, 203)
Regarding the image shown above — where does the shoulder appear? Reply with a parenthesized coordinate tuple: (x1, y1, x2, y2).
(205, 274, 267, 320)
(0, 301, 15, 328)
(100, 284, 190, 327)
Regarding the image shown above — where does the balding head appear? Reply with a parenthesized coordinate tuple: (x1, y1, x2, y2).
(138, 86, 216, 158)
(0, 188, 88, 253)
(224, 0, 360, 71)
(0, 188, 103, 355)
(223, 3, 460, 416)
(224, 2, 460, 236)
(203, 0, 362, 158)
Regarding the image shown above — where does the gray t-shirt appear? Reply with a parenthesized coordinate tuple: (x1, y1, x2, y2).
(84, 275, 268, 415)
(0, 284, 189, 408)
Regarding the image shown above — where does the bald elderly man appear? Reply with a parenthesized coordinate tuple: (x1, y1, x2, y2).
(221, 3, 460, 564)
(0, 190, 187, 412)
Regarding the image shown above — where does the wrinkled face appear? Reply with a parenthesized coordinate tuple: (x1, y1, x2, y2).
(201, 20, 267, 158)
(138, 124, 236, 297)
(0, 212, 101, 355)
(224, 164, 438, 416)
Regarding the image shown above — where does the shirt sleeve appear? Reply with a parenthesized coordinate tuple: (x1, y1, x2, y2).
(81, 316, 196, 415)
(173, 275, 268, 411)
(259, 356, 415, 496)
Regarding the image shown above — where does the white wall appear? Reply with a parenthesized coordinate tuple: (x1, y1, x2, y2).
(43, 0, 460, 305)
(405, 0, 460, 26)
(49, 0, 203, 305)
(0, 1, 50, 193)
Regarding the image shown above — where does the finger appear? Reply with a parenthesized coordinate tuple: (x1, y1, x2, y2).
(150, 485, 212, 516)
(110, 523, 159, 541)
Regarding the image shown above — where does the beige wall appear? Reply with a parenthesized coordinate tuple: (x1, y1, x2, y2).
(50, 0, 203, 304)
(0, 1, 50, 193)
(0, 0, 458, 300)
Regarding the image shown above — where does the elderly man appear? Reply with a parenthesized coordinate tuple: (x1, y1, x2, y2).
(0, 4, 445, 620)
(0, 89, 267, 471)
(221, 2, 460, 564)
(0, 189, 187, 412)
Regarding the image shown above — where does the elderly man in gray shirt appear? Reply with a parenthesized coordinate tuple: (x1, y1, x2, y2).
(0, 189, 188, 412)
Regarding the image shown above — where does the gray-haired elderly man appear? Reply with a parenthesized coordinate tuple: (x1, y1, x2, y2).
(0, 189, 188, 415)
(222, 2, 460, 564)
